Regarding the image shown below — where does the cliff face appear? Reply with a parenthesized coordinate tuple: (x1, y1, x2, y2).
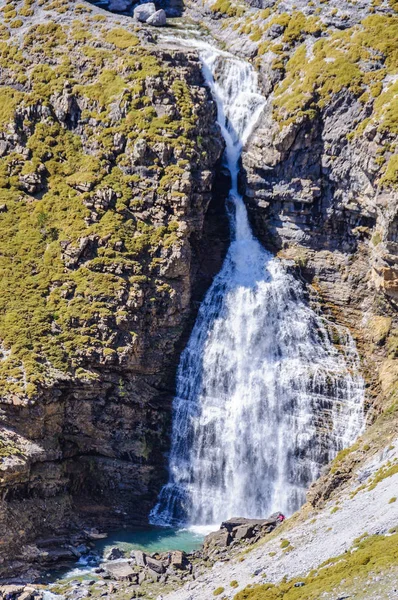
(185, 0, 398, 415)
(182, 0, 398, 510)
(0, 1, 225, 577)
(1, 0, 397, 582)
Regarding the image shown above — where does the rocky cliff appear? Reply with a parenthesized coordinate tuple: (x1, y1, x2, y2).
(0, 0, 225, 578)
(185, 0, 398, 441)
(0, 0, 397, 584)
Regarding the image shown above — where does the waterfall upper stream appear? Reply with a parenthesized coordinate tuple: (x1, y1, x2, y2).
(150, 42, 365, 528)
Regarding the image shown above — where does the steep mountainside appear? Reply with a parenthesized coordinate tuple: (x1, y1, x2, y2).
(0, 0, 225, 578)
(0, 0, 397, 588)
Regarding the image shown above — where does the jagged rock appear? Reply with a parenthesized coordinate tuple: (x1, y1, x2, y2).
(0, 141, 9, 157)
(170, 550, 185, 568)
(138, 570, 146, 584)
(18, 172, 44, 194)
(146, 556, 165, 574)
(52, 81, 80, 125)
(133, 2, 156, 21)
(105, 547, 125, 561)
(147, 567, 160, 582)
(0, 586, 25, 596)
(221, 517, 277, 532)
(132, 550, 147, 567)
(146, 9, 167, 26)
(233, 524, 255, 540)
(203, 530, 232, 549)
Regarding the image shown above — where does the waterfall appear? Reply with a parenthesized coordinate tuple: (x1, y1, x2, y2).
(149, 43, 365, 527)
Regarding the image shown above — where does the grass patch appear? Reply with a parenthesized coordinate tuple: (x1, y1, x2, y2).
(214, 587, 225, 596)
(105, 27, 139, 49)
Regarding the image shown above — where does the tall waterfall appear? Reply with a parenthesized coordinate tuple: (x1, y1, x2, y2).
(150, 44, 365, 527)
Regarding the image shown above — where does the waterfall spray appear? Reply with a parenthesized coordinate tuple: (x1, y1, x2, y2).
(150, 43, 364, 528)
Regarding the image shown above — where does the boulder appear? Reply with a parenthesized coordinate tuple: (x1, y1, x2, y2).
(109, 0, 133, 10)
(221, 517, 278, 532)
(133, 2, 156, 22)
(147, 567, 160, 582)
(0, 587, 25, 597)
(105, 547, 125, 561)
(104, 562, 138, 582)
(203, 529, 232, 549)
(233, 524, 255, 541)
(146, 555, 165, 574)
(146, 8, 166, 26)
(132, 549, 147, 567)
(170, 550, 184, 568)
(138, 570, 146, 584)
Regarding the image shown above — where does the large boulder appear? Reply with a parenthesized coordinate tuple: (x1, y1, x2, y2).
(203, 529, 232, 550)
(131, 549, 147, 567)
(105, 547, 125, 561)
(170, 550, 185, 568)
(133, 2, 156, 21)
(220, 516, 279, 532)
(104, 562, 138, 582)
(146, 555, 165, 574)
(146, 8, 167, 26)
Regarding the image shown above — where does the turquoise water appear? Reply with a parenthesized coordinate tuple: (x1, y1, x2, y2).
(96, 526, 205, 556)
(46, 527, 206, 583)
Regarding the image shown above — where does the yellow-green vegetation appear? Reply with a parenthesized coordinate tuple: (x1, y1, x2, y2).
(252, 11, 323, 56)
(235, 532, 398, 599)
(0, 87, 23, 125)
(0, 437, 23, 459)
(0, 19, 213, 398)
(369, 316, 392, 345)
(271, 13, 398, 188)
(389, 496, 396, 503)
(105, 27, 139, 49)
(231, 581, 239, 588)
(330, 442, 360, 473)
(381, 154, 398, 188)
(214, 587, 225, 596)
(367, 460, 398, 490)
(280, 539, 290, 548)
(211, 0, 245, 17)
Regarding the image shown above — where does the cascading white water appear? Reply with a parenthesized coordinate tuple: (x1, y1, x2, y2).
(150, 43, 365, 527)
